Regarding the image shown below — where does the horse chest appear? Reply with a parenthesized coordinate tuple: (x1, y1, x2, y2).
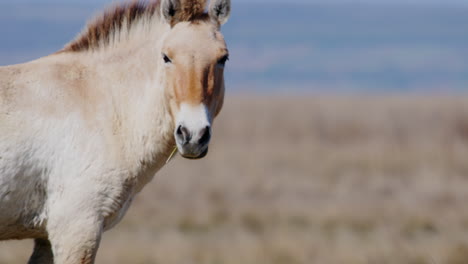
(102, 195, 134, 231)
(100, 177, 137, 231)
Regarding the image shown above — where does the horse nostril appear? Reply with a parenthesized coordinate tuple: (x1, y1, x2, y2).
(198, 126, 211, 146)
(176, 125, 191, 144)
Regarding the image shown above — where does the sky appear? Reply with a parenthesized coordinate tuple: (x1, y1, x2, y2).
(1, 0, 468, 4)
(1, 0, 467, 93)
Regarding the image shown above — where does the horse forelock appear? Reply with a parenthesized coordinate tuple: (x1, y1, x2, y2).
(62, 0, 209, 53)
(176, 0, 208, 22)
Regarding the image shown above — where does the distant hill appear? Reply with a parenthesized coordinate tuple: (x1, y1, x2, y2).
(1, 2, 467, 93)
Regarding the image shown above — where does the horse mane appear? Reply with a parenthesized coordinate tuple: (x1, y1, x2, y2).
(62, 0, 208, 53)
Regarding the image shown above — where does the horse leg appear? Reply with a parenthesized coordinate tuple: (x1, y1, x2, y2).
(47, 214, 103, 264)
(28, 238, 54, 264)
(46, 194, 104, 264)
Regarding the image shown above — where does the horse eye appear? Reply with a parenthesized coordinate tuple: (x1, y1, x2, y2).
(163, 54, 172, 64)
(218, 55, 229, 66)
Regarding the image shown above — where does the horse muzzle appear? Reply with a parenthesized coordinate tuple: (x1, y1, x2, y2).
(175, 124, 211, 159)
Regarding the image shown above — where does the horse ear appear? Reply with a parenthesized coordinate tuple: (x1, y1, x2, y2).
(209, 0, 231, 25)
(161, 0, 180, 26)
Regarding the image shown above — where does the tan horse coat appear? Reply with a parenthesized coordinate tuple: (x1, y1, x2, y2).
(0, 0, 230, 263)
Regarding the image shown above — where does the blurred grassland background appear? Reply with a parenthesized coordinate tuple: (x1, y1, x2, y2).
(1, 1, 468, 264)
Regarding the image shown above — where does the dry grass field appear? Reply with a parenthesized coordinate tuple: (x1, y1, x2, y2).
(2, 95, 468, 264)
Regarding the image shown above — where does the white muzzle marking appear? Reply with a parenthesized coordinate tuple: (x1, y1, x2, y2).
(174, 103, 212, 159)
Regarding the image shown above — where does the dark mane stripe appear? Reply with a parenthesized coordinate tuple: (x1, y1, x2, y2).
(63, 1, 160, 52)
(62, 0, 207, 53)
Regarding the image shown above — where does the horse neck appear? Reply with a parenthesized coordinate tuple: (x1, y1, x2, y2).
(86, 36, 175, 169)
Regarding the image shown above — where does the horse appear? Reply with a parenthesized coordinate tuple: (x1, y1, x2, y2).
(0, 0, 230, 263)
